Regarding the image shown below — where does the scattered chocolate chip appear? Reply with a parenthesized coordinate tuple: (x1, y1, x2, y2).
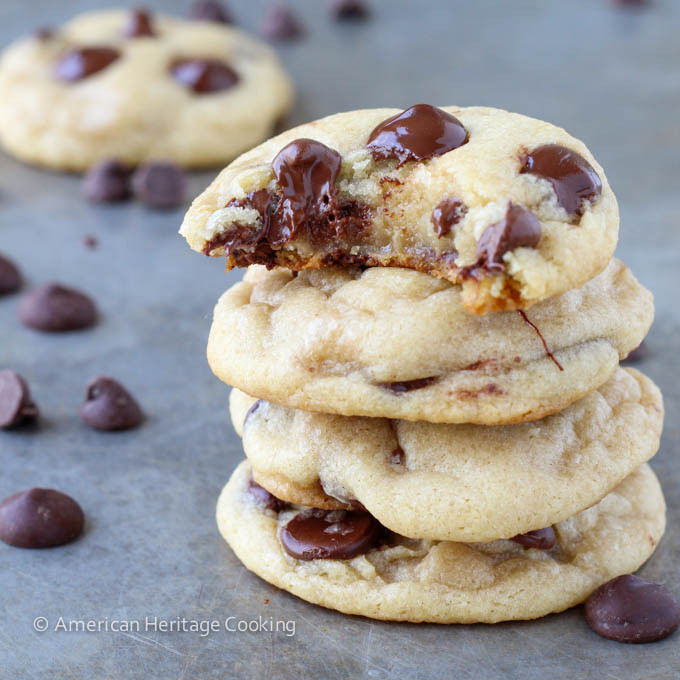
(585, 575, 680, 643)
(367, 104, 468, 165)
(280, 508, 382, 560)
(330, 0, 370, 19)
(0, 253, 22, 296)
(260, 4, 305, 41)
(431, 198, 467, 237)
(476, 203, 541, 272)
(511, 527, 556, 550)
(80, 377, 143, 431)
(124, 8, 155, 38)
(170, 58, 239, 93)
(18, 284, 97, 332)
(623, 340, 648, 363)
(247, 476, 287, 512)
(82, 235, 98, 250)
(55, 47, 121, 82)
(0, 488, 84, 548)
(610, 0, 650, 7)
(383, 376, 437, 393)
(0, 371, 39, 429)
(83, 159, 132, 202)
(521, 144, 602, 217)
(188, 0, 233, 23)
(131, 162, 186, 209)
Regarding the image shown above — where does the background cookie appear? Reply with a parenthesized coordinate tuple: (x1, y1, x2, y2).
(230, 368, 664, 541)
(181, 105, 618, 313)
(218, 461, 665, 624)
(209, 259, 652, 424)
(0, 9, 293, 170)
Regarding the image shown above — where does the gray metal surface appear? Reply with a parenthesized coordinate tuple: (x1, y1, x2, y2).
(1, 0, 678, 677)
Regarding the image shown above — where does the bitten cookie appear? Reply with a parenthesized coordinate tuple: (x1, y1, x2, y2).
(0, 8, 293, 170)
(181, 105, 618, 313)
(229, 368, 663, 542)
(218, 461, 665, 623)
(208, 259, 652, 424)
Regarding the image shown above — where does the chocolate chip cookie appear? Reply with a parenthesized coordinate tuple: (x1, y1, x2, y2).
(181, 105, 618, 313)
(208, 259, 651, 424)
(0, 8, 293, 170)
(217, 461, 665, 623)
(229, 368, 663, 541)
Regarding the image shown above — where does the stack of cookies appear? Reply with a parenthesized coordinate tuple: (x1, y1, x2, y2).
(181, 105, 670, 630)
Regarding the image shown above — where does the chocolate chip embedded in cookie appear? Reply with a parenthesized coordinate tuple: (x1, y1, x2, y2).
(0, 8, 293, 170)
(181, 105, 618, 314)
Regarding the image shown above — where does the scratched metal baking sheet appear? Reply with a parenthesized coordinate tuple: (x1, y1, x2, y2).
(1, 0, 678, 677)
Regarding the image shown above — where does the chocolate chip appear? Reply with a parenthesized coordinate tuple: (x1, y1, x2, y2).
(124, 8, 155, 38)
(0, 488, 84, 548)
(83, 159, 132, 202)
(131, 162, 186, 209)
(521, 144, 602, 217)
(623, 340, 648, 363)
(80, 377, 144, 431)
(0, 253, 22, 296)
(390, 446, 405, 465)
(431, 198, 466, 237)
(260, 4, 305, 41)
(585, 575, 680, 643)
(383, 376, 437, 393)
(367, 104, 468, 165)
(55, 47, 121, 82)
(270, 139, 343, 244)
(170, 58, 239, 93)
(280, 508, 382, 560)
(0, 371, 39, 429)
(248, 476, 288, 512)
(82, 235, 98, 249)
(18, 284, 97, 332)
(188, 0, 233, 23)
(511, 527, 556, 550)
(243, 399, 262, 426)
(476, 203, 541, 272)
(330, 0, 370, 19)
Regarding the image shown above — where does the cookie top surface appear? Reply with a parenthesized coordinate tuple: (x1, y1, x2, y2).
(0, 9, 293, 170)
(181, 105, 618, 313)
(218, 461, 665, 623)
(208, 259, 652, 424)
(230, 368, 663, 542)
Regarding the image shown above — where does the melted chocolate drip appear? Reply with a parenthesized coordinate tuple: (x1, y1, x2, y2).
(366, 104, 468, 165)
(518, 310, 564, 371)
(521, 144, 602, 217)
(205, 139, 370, 260)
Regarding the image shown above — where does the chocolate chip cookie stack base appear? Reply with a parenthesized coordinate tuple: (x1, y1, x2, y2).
(181, 105, 667, 626)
